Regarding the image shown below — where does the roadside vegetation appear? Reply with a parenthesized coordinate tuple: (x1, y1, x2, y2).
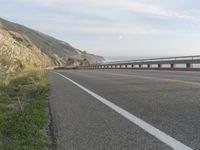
(0, 68, 49, 150)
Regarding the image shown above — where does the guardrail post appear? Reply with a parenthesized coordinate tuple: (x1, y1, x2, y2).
(147, 64, 151, 69)
(158, 64, 162, 69)
(171, 64, 176, 69)
(186, 64, 192, 69)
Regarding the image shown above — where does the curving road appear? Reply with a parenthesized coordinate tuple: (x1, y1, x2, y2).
(48, 69, 200, 150)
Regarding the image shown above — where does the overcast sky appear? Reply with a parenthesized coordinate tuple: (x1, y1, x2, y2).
(1, 0, 200, 57)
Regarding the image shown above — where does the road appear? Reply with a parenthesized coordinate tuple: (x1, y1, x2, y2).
(48, 69, 200, 150)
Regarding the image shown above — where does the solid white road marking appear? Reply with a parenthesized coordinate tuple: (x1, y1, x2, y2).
(55, 72, 193, 150)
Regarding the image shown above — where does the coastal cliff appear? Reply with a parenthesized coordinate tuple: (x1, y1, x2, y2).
(0, 18, 104, 72)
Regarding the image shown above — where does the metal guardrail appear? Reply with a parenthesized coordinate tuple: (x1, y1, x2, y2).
(81, 55, 200, 71)
(103, 55, 200, 65)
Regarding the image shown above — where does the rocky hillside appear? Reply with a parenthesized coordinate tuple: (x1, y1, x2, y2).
(0, 18, 104, 72)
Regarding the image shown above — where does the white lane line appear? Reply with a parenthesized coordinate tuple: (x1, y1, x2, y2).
(55, 72, 193, 150)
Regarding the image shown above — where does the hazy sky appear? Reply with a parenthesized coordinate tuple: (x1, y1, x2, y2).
(1, 0, 200, 56)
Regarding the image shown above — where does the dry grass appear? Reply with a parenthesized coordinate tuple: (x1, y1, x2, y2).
(0, 68, 49, 150)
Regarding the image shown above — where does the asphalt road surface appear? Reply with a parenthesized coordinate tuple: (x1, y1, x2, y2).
(48, 69, 200, 150)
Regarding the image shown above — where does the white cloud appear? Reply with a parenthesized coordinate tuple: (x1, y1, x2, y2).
(118, 0, 194, 20)
(18, 0, 195, 37)
(20, 0, 195, 20)
(117, 35, 123, 40)
(34, 21, 171, 36)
